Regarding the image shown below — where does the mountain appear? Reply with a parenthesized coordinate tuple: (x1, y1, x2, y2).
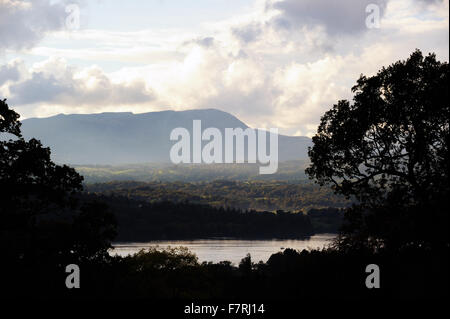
(20, 109, 312, 165)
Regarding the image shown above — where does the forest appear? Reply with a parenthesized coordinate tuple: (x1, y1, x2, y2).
(85, 180, 349, 212)
(91, 195, 316, 240)
(82, 181, 346, 239)
(80, 193, 343, 241)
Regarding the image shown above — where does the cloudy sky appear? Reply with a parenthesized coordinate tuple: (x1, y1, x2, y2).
(0, 0, 448, 136)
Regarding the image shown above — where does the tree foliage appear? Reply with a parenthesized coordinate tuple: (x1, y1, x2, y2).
(306, 50, 449, 251)
(0, 99, 116, 267)
(86, 180, 349, 212)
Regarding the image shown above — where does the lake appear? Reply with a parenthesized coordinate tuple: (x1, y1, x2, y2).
(111, 234, 336, 264)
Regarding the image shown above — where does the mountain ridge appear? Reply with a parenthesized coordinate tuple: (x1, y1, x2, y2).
(21, 108, 312, 165)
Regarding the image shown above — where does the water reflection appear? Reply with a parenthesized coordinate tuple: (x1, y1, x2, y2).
(111, 234, 336, 265)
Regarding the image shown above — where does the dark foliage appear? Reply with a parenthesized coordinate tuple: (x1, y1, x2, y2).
(307, 207, 345, 233)
(0, 99, 117, 295)
(11, 245, 448, 299)
(306, 50, 449, 252)
(85, 180, 348, 237)
(82, 194, 314, 240)
(85, 180, 350, 212)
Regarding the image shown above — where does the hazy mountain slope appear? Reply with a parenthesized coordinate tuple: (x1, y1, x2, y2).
(21, 109, 312, 165)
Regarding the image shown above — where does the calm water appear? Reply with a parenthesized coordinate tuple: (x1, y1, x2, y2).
(111, 234, 336, 264)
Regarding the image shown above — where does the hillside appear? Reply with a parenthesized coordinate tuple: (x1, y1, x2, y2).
(20, 109, 312, 165)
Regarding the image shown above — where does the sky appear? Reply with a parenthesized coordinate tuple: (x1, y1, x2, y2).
(0, 0, 448, 137)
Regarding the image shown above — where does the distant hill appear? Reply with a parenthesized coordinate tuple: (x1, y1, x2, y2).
(74, 161, 311, 183)
(20, 109, 312, 165)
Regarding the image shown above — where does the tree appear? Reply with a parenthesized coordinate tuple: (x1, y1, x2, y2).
(0, 99, 116, 267)
(306, 50, 449, 252)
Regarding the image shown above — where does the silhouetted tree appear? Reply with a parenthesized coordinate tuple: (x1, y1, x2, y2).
(0, 99, 116, 270)
(238, 253, 253, 274)
(306, 50, 449, 252)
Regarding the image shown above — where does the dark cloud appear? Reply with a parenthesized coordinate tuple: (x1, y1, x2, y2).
(270, 0, 388, 35)
(10, 72, 67, 104)
(0, 60, 22, 85)
(8, 61, 155, 106)
(235, 49, 249, 59)
(0, 0, 75, 51)
(196, 37, 215, 48)
(232, 22, 263, 43)
(183, 36, 215, 49)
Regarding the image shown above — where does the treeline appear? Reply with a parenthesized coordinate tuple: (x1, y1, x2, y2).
(307, 207, 345, 233)
(75, 161, 310, 183)
(82, 194, 317, 240)
(84, 181, 347, 239)
(12, 245, 448, 300)
(85, 180, 350, 212)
